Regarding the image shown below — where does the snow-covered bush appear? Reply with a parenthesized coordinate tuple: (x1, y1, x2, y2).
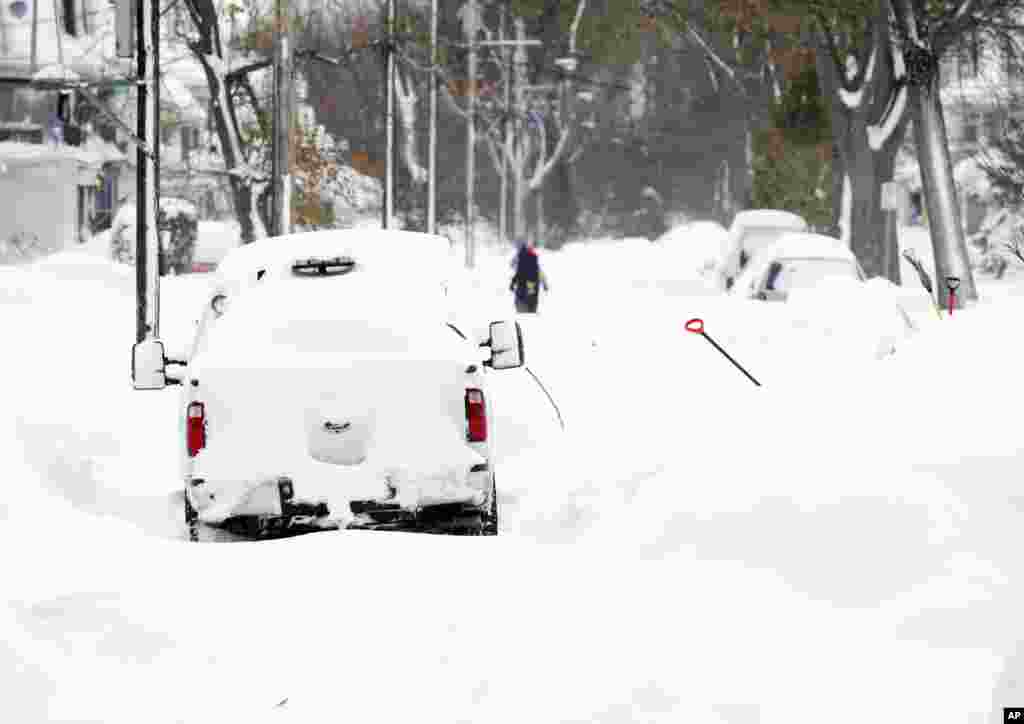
(109, 204, 135, 265)
(110, 198, 199, 273)
(158, 198, 199, 274)
(0, 230, 47, 264)
(966, 206, 1024, 279)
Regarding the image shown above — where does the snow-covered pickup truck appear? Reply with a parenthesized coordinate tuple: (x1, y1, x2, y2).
(131, 230, 525, 538)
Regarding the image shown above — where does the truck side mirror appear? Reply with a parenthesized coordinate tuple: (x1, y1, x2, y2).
(132, 338, 167, 390)
(484, 320, 524, 370)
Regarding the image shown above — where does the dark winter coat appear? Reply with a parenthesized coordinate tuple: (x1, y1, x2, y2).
(509, 245, 549, 313)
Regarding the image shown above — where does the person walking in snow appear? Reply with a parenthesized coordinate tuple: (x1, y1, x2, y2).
(509, 240, 549, 314)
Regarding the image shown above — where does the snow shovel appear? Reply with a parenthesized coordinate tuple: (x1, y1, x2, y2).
(901, 249, 943, 320)
(685, 318, 761, 387)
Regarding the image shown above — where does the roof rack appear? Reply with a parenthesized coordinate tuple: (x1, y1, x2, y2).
(291, 256, 357, 277)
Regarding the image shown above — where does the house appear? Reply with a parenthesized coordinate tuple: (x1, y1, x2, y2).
(0, 0, 128, 253)
(105, 19, 236, 225)
(157, 59, 234, 220)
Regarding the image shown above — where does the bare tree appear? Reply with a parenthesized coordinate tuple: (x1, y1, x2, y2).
(179, 0, 271, 243)
(672, 3, 795, 224)
(398, 0, 588, 240)
(889, 0, 1021, 306)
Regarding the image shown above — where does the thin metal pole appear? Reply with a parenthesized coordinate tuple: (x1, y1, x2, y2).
(273, 0, 292, 235)
(699, 334, 760, 387)
(150, 0, 160, 334)
(427, 0, 437, 235)
(135, 0, 147, 343)
(498, 3, 507, 247)
(384, 0, 395, 228)
(30, 0, 37, 72)
(466, 0, 477, 269)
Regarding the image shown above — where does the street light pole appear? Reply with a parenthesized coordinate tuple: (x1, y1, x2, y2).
(458, 18, 540, 254)
(465, 0, 477, 269)
(383, 0, 395, 228)
(498, 3, 507, 247)
(272, 0, 292, 236)
(427, 0, 437, 235)
(135, 0, 159, 342)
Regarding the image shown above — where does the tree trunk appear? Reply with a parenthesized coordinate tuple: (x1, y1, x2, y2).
(813, 4, 908, 283)
(876, 141, 902, 284)
(535, 184, 544, 245)
(909, 75, 977, 304)
(512, 149, 526, 242)
(193, 51, 268, 244)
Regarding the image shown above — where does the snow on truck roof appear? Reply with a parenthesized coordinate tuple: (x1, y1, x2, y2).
(731, 209, 808, 231)
(215, 229, 456, 285)
(751, 232, 856, 263)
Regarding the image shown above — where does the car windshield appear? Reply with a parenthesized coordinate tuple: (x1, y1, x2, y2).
(771, 258, 858, 292)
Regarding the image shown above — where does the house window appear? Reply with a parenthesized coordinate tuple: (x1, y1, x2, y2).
(961, 114, 979, 143)
(62, 0, 76, 36)
(985, 110, 1004, 139)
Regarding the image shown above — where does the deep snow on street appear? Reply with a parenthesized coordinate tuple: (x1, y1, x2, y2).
(3, 227, 1024, 723)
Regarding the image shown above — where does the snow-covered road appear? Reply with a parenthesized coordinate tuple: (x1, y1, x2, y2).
(2, 230, 1024, 723)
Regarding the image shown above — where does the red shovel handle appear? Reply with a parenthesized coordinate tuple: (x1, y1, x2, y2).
(685, 318, 704, 335)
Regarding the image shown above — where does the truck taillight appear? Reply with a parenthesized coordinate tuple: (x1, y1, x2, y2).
(187, 401, 206, 457)
(465, 389, 487, 442)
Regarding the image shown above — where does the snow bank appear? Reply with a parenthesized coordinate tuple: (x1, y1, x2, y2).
(784, 275, 915, 360)
(4, 235, 1024, 723)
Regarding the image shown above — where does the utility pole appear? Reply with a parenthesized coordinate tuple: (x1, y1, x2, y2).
(465, 0, 478, 269)
(135, 0, 160, 342)
(383, 0, 395, 229)
(512, 17, 528, 242)
(272, 0, 292, 236)
(498, 3, 507, 247)
(427, 0, 437, 235)
(458, 4, 540, 259)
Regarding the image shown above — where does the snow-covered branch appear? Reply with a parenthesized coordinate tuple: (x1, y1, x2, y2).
(867, 83, 907, 150)
(394, 51, 472, 122)
(529, 120, 572, 190)
(568, 0, 587, 55)
(687, 26, 741, 90)
(394, 67, 427, 185)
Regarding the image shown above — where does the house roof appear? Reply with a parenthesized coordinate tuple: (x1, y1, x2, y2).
(0, 139, 114, 171)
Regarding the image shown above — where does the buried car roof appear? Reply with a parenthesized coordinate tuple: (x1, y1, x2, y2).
(731, 209, 808, 231)
(751, 232, 856, 263)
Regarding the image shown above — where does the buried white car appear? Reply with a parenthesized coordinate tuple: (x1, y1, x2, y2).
(729, 232, 866, 302)
(133, 230, 525, 538)
(718, 209, 809, 291)
(731, 232, 917, 359)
